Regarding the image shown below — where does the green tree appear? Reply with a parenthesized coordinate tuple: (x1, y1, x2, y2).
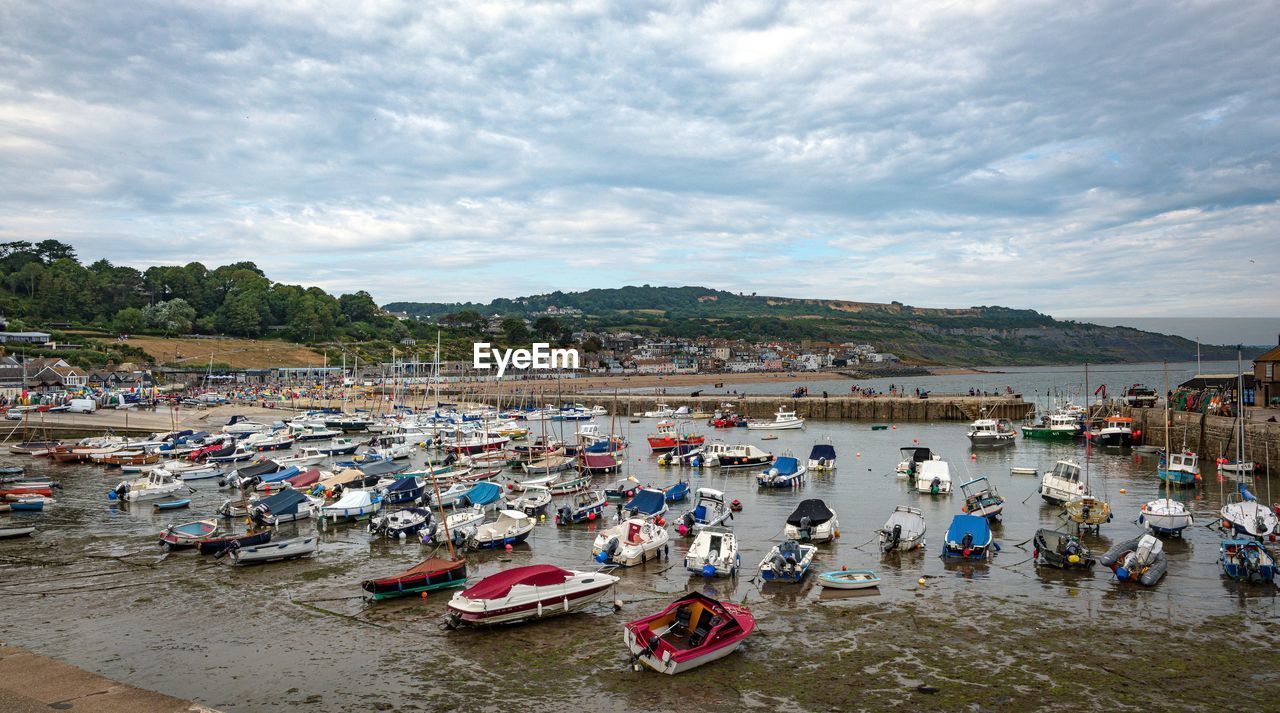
(339, 291, 379, 323)
(501, 316, 530, 343)
(532, 316, 562, 338)
(113, 307, 146, 333)
(143, 298, 196, 335)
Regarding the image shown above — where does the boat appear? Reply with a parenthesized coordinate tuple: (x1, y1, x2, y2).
(1010, 466, 1038, 476)
(605, 477, 641, 501)
(315, 438, 361, 456)
(425, 508, 486, 546)
(896, 446, 940, 477)
(646, 421, 705, 453)
(878, 506, 926, 552)
(320, 489, 382, 523)
(6, 498, 48, 512)
(702, 442, 773, 469)
(153, 499, 191, 511)
(966, 417, 1016, 447)
(578, 451, 622, 475)
(555, 489, 606, 525)
(380, 477, 425, 506)
(251, 433, 295, 452)
(1039, 459, 1086, 504)
(1064, 494, 1113, 533)
(442, 434, 510, 455)
(746, 407, 805, 430)
(1090, 415, 1134, 448)
(446, 564, 619, 627)
(368, 507, 434, 539)
(1220, 539, 1276, 584)
(593, 517, 670, 566)
(504, 484, 552, 516)
(1032, 529, 1095, 569)
(623, 487, 669, 519)
(684, 526, 740, 577)
(1021, 412, 1082, 440)
(520, 451, 574, 476)
(913, 459, 951, 495)
(455, 481, 503, 510)
(276, 448, 328, 468)
(815, 570, 881, 590)
(0, 524, 36, 538)
(623, 592, 754, 675)
(222, 415, 269, 435)
(806, 440, 837, 471)
(1156, 451, 1200, 487)
(676, 488, 730, 536)
(1098, 534, 1167, 586)
(756, 454, 806, 488)
(661, 480, 689, 503)
(1220, 483, 1278, 539)
(362, 557, 468, 600)
(940, 514, 995, 559)
(757, 540, 816, 583)
(110, 470, 185, 502)
(222, 459, 283, 489)
(783, 498, 839, 543)
(205, 444, 255, 464)
(641, 404, 675, 418)
(158, 519, 218, 548)
(1139, 499, 1193, 536)
(1218, 460, 1255, 475)
(959, 477, 1004, 519)
(468, 509, 536, 549)
(250, 489, 320, 526)
(231, 536, 319, 565)
(197, 530, 272, 556)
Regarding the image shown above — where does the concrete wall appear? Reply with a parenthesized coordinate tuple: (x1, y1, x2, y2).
(573, 395, 1032, 422)
(1121, 406, 1279, 474)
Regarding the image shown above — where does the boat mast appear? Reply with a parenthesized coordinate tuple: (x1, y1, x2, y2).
(1162, 361, 1171, 504)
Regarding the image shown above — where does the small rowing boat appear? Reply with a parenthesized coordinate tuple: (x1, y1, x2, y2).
(816, 569, 880, 590)
(153, 499, 191, 511)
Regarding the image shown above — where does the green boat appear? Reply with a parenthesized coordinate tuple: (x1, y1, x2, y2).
(361, 557, 468, 600)
(1021, 413, 1081, 440)
(871, 425, 889, 431)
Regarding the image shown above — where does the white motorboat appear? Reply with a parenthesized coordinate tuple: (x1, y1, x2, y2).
(424, 507, 487, 545)
(111, 470, 185, 502)
(684, 526, 740, 577)
(702, 442, 773, 469)
(757, 540, 817, 583)
(806, 440, 837, 471)
(320, 489, 382, 523)
(1040, 459, 1087, 504)
(276, 448, 328, 468)
(878, 506, 926, 552)
(1218, 460, 1255, 475)
(966, 417, 1016, 446)
(896, 446, 940, 476)
(468, 509, 536, 549)
(913, 459, 951, 495)
(1140, 499, 1194, 536)
(642, 404, 675, 418)
(592, 517, 670, 566)
(446, 564, 619, 627)
(1220, 485, 1278, 539)
(746, 407, 805, 430)
(676, 488, 731, 536)
(504, 485, 552, 516)
(222, 416, 270, 436)
(231, 536, 318, 565)
(783, 499, 839, 543)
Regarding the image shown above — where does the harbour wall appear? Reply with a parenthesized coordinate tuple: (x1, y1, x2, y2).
(570, 395, 1033, 422)
(1120, 406, 1279, 475)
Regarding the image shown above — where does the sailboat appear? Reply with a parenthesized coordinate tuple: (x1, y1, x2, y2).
(1140, 362, 1193, 537)
(1064, 364, 1112, 534)
(1218, 352, 1278, 540)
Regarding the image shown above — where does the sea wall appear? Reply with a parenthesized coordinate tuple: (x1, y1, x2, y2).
(1120, 406, 1279, 474)
(572, 395, 1032, 422)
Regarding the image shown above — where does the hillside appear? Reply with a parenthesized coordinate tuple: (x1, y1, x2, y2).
(385, 286, 1244, 366)
(121, 336, 328, 369)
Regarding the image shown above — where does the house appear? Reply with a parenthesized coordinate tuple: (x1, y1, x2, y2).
(1252, 338, 1280, 407)
(0, 332, 51, 345)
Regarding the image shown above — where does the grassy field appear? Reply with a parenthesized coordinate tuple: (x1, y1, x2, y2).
(120, 335, 328, 368)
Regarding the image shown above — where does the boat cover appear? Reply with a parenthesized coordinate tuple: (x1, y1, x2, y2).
(372, 557, 465, 584)
(236, 460, 280, 478)
(786, 499, 834, 526)
(285, 468, 321, 487)
(256, 488, 309, 514)
(461, 481, 502, 507)
(900, 447, 933, 462)
(361, 459, 409, 478)
(944, 514, 991, 544)
(461, 564, 572, 600)
(808, 444, 836, 461)
(625, 488, 666, 516)
(259, 466, 300, 483)
(384, 478, 423, 496)
(772, 457, 800, 475)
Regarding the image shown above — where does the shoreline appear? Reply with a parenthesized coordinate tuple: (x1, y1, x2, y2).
(0, 644, 215, 712)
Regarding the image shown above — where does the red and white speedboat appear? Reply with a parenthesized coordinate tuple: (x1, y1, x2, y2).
(624, 592, 755, 674)
(445, 564, 619, 627)
(646, 421, 705, 453)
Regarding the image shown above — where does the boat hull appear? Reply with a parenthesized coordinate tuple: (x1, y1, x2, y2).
(448, 582, 614, 626)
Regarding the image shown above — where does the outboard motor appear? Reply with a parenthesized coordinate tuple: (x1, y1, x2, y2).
(112, 482, 129, 499)
(798, 516, 812, 541)
(961, 532, 974, 557)
(930, 477, 941, 494)
(771, 553, 788, 573)
(556, 506, 571, 525)
(241, 475, 261, 492)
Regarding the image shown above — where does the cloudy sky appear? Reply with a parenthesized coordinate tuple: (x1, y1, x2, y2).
(2, 1, 1277, 329)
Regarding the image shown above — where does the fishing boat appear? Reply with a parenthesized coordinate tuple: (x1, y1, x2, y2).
(757, 540, 816, 583)
(158, 519, 218, 548)
(815, 570, 881, 590)
(446, 564, 619, 627)
(468, 509, 536, 549)
(197, 530, 272, 556)
(230, 536, 319, 565)
(702, 442, 773, 469)
(250, 489, 320, 526)
(940, 514, 995, 559)
(661, 480, 689, 503)
(896, 446, 940, 477)
(646, 421, 705, 453)
(878, 506, 926, 552)
(368, 507, 434, 539)
(1021, 412, 1083, 440)
(806, 440, 837, 471)
(959, 477, 1004, 519)
(623, 487, 670, 520)
(684, 526, 740, 577)
(641, 404, 675, 418)
(1039, 459, 1086, 504)
(966, 417, 1016, 447)
(623, 592, 755, 675)
(593, 517, 670, 566)
(315, 438, 361, 456)
(1220, 483, 1278, 539)
(1090, 415, 1134, 448)
(1218, 460, 1255, 475)
(504, 484, 552, 516)
(1220, 539, 1276, 584)
(1032, 529, 1095, 569)
(784, 498, 839, 543)
(1098, 534, 1167, 586)
(756, 454, 806, 488)
(110, 470, 185, 502)
(1157, 451, 1200, 487)
(676, 488, 730, 536)
(746, 407, 805, 430)
(555, 489, 606, 525)
(362, 557, 468, 600)
(913, 459, 951, 495)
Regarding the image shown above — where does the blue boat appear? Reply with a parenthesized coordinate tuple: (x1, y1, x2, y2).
(9, 498, 46, 512)
(1220, 539, 1277, 583)
(1156, 451, 1199, 487)
(758, 540, 816, 583)
(153, 499, 192, 511)
(382, 477, 425, 505)
(623, 488, 668, 518)
(457, 481, 502, 509)
(258, 465, 301, 484)
(757, 456, 806, 488)
(662, 480, 690, 503)
(555, 489, 606, 525)
(940, 514, 996, 559)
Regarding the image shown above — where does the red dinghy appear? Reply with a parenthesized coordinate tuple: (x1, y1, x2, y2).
(624, 592, 755, 674)
(1, 486, 53, 498)
(647, 422, 706, 453)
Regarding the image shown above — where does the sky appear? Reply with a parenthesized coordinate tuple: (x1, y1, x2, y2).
(1, 1, 1278, 333)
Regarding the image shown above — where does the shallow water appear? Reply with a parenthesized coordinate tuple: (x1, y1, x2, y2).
(1, 419, 1276, 710)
